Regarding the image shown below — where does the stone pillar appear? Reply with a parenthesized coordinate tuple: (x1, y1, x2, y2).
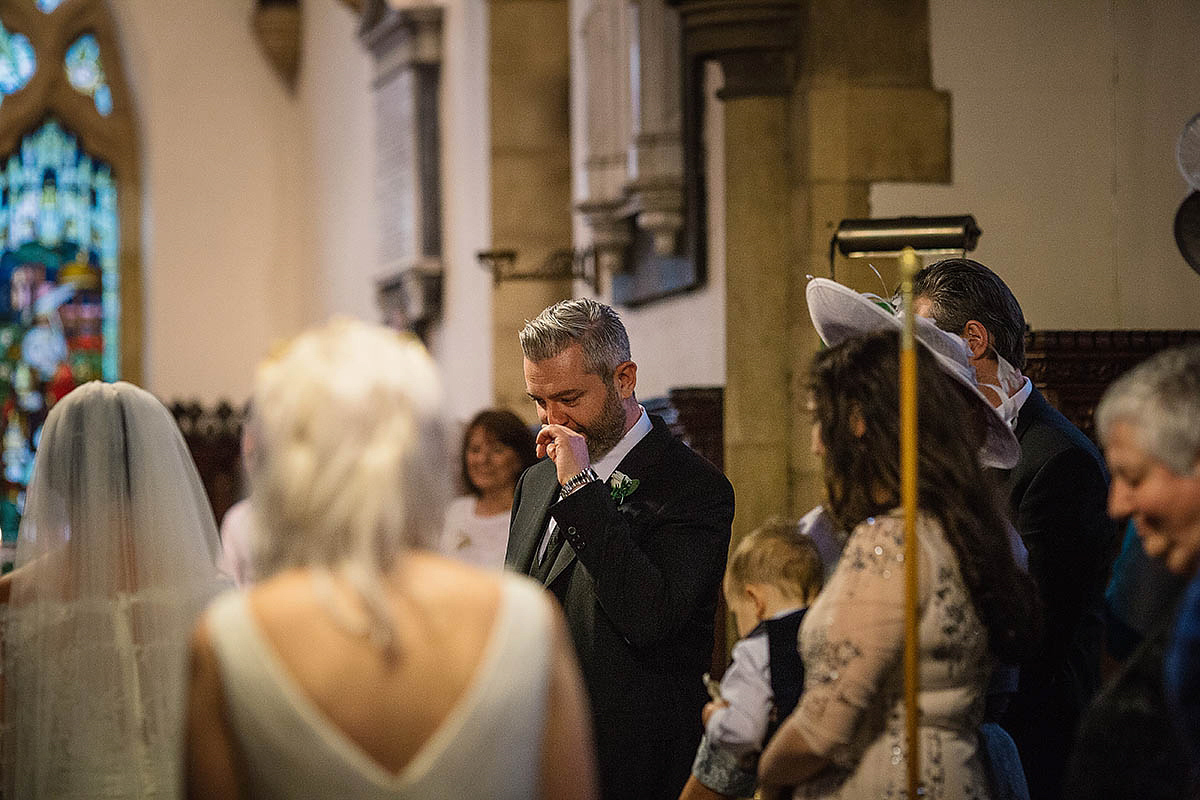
(488, 0, 573, 418)
(673, 0, 952, 538)
(673, 1, 803, 555)
(798, 0, 951, 297)
(723, 90, 799, 550)
(792, 0, 950, 512)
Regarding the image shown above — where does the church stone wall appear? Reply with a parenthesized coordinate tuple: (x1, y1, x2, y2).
(873, 0, 1200, 331)
(109, 0, 308, 403)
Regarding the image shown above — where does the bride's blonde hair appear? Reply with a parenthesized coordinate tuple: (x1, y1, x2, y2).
(248, 319, 450, 646)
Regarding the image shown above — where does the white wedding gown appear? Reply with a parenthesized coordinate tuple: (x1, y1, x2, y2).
(204, 573, 553, 799)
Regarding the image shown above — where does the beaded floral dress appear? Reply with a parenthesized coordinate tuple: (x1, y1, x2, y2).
(787, 510, 993, 800)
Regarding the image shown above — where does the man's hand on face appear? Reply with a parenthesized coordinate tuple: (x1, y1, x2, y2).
(537, 424, 592, 485)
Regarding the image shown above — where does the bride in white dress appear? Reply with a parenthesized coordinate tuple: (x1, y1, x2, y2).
(184, 319, 597, 800)
(0, 381, 228, 799)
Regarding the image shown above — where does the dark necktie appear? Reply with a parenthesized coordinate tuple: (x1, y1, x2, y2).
(533, 520, 563, 581)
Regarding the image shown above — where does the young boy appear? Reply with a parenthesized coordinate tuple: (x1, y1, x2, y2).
(683, 519, 825, 799)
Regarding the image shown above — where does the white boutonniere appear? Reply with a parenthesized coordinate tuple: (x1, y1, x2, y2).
(608, 471, 640, 505)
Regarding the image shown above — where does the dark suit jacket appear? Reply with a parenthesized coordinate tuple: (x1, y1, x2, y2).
(506, 416, 734, 800)
(996, 387, 1118, 800)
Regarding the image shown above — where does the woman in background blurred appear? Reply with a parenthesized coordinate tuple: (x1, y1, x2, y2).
(438, 409, 537, 568)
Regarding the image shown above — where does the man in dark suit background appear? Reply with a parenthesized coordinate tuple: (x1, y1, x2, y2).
(506, 298, 734, 800)
(908, 259, 1117, 800)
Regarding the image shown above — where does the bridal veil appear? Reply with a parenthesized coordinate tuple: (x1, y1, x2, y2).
(2, 381, 226, 798)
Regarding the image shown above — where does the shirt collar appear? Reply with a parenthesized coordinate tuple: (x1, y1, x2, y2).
(1008, 376, 1033, 428)
(590, 406, 652, 481)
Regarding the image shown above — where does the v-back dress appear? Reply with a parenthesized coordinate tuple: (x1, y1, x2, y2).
(205, 573, 552, 799)
(788, 511, 993, 800)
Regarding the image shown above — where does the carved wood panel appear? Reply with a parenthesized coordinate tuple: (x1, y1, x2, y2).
(1024, 330, 1200, 443)
(169, 400, 245, 527)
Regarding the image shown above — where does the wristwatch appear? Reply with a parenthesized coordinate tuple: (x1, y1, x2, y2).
(560, 467, 599, 497)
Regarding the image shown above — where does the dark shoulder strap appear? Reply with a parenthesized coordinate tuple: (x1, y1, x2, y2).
(764, 608, 807, 744)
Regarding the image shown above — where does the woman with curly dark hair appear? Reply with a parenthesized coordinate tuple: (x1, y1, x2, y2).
(760, 328, 1042, 799)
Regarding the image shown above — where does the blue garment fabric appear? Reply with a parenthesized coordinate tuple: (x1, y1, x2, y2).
(1106, 520, 1187, 660)
(1064, 613, 1190, 799)
(980, 723, 1031, 800)
(1165, 570, 1200, 789)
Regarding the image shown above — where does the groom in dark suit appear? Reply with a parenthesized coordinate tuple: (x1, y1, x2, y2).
(506, 298, 734, 800)
(910, 259, 1117, 800)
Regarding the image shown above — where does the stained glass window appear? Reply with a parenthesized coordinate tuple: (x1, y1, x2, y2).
(0, 119, 119, 558)
(65, 34, 112, 116)
(0, 22, 37, 108)
(36, 0, 67, 12)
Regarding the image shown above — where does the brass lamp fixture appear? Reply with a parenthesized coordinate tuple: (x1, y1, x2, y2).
(829, 215, 981, 279)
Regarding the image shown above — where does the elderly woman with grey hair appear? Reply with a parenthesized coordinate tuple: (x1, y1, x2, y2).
(1065, 344, 1200, 799)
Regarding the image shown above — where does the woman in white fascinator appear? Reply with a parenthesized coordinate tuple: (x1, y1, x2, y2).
(1, 381, 227, 798)
(684, 279, 1032, 800)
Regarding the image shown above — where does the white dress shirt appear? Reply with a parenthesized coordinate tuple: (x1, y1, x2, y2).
(1007, 376, 1033, 428)
(705, 606, 808, 759)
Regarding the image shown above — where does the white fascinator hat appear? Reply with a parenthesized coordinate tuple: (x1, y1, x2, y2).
(805, 277, 1020, 470)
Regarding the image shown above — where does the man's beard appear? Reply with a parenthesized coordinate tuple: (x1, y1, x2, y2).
(581, 382, 628, 461)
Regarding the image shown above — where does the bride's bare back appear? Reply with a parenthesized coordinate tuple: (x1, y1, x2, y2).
(249, 553, 504, 774)
(186, 551, 596, 799)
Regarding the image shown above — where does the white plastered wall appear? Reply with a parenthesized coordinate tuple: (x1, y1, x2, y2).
(110, 0, 308, 403)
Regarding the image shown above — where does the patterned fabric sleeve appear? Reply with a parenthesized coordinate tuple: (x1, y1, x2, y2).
(690, 733, 759, 798)
(785, 514, 931, 764)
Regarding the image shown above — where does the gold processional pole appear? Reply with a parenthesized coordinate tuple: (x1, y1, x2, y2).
(898, 246, 923, 800)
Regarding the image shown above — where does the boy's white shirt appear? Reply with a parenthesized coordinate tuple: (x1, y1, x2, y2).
(705, 605, 807, 758)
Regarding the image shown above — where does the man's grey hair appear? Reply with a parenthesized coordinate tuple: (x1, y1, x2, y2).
(520, 298, 631, 376)
(904, 258, 1028, 370)
(1096, 344, 1200, 476)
